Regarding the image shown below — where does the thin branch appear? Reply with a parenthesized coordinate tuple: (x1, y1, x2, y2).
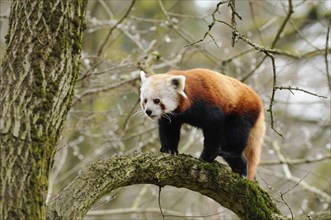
(165, 210, 225, 219)
(325, 16, 331, 90)
(249, 1, 265, 45)
(72, 77, 138, 106)
(282, 171, 311, 196)
(228, 0, 242, 47)
(185, 1, 228, 48)
(123, 98, 140, 130)
(222, 48, 255, 65)
(86, 205, 225, 219)
(158, 187, 165, 220)
(268, 55, 284, 137)
(275, 86, 327, 99)
(261, 153, 331, 165)
(97, 0, 136, 56)
(271, 0, 294, 49)
(259, 167, 331, 203)
(259, 171, 311, 220)
(272, 141, 291, 178)
(158, 0, 222, 67)
(86, 207, 184, 217)
(237, 49, 330, 82)
(240, 56, 267, 82)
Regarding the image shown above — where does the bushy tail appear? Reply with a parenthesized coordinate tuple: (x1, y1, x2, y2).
(244, 112, 265, 180)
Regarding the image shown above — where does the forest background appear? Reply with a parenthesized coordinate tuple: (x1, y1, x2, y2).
(0, 0, 330, 219)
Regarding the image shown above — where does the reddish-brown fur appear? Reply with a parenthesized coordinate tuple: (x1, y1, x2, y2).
(167, 68, 265, 180)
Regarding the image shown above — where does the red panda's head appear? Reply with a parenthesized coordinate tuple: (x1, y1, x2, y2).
(140, 71, 187, 120)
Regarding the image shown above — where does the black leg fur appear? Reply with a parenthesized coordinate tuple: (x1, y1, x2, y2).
(220, 113, 257, 178)
(199, 128, 222, 162)
(223, 154, 248, 177)
(221, 113, 256, 156)
(158, 117, 182, 155)
(156, 100, 257, 179)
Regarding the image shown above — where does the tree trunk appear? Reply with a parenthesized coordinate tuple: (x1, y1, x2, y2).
(46, 153, 281, 220)
(0, 0, 87, 219)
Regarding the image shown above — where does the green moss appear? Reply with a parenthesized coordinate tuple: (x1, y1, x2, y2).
(236, 180, 279, 220)
(205, 161, 223, 177)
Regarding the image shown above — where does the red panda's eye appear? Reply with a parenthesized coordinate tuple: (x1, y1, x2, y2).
(153, 98, 160, 104)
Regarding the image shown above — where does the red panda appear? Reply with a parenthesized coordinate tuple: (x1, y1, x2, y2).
(140, 68, 265, 180)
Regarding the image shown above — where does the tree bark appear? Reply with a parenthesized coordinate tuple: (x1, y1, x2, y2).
(46, 153, 281, 220)
(0, 0, 87, 219)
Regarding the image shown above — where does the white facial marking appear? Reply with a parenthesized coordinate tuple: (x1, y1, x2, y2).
(140, 74, 184, 120)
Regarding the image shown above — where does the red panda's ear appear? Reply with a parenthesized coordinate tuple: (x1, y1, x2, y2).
(140, 71, 147, 83)
(169, 75, 187, 99)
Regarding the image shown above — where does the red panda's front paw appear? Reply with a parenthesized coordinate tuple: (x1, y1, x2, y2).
(160, 146, 178, 155)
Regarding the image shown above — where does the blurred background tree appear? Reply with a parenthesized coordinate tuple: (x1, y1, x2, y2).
(1, 0, 330, 219)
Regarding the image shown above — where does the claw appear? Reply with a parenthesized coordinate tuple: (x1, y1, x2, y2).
(160, 146, 178, 155)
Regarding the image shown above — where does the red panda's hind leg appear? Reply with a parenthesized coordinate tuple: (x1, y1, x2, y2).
(223, 154, 248, 178)
(199, 128, 223, 162)
(220, 113, 257, 179)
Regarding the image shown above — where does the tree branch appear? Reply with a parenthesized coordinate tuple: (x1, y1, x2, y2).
(271, 0, 293, 49)
(46, 152, 281, 220)
(228, 0, 242, 47)
(325, 16, 331, 90)
(275, 86, 327, 99)
(261, 154, 331, 166)
(97, 0, 137, 56)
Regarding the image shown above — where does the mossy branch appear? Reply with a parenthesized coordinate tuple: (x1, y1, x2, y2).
(46, 152, 281, 220)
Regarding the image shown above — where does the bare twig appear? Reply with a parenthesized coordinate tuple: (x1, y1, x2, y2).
(271, 0, 294, 49)
(268, 55, 284, 137)
(240, 56, 267, 82)
(282, 171, 311, 196)
(185, 1, 228, 48)
(97, 0, 136, 56)
(259, 167, 331, 203)
(259, 171, 311, 220)
(73, 77, 138, 106)
(249, 1, 265, 44)
(86, 207, 184, 217)
(272, 141, 291, 178)
(257, 0, 294, 136)
(165, 210, 225, 219)
(158, 187, 165, 220)
(158, 0, 222, 67)
(123, 98, 140, 130)
(259, 173, 294, 220)
(275, 86, 327, 99)
(325, 16, 331, 90)
(261, 153, 331, 165)
(228, 0, 242, 47)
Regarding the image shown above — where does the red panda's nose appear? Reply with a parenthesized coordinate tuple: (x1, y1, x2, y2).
(145, 109, 152, 116)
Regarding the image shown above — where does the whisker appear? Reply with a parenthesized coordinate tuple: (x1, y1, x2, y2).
(161, 112, 172, 122)
(131, 109, 145, 119)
